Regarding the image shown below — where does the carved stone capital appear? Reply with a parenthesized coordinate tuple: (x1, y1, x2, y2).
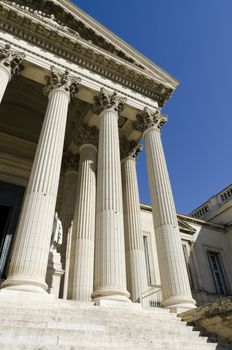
(44, 66, 81, 98)
(0, 44, 25, 77)
(134, 107, 167, 132)
(128, 144, 143, 161)
(120, 138, 142, 161)
(93, 88, 126, 114)
(62, 152, 79, 172)
(73, 124, 99, 148)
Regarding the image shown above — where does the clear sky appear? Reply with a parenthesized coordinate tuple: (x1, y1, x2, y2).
(73, 0, 232, 214)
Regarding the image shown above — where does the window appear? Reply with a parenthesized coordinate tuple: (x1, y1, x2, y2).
(143, 235, 151, 285)
(182, 244, 194, 288)
(208, 251, 229, 295)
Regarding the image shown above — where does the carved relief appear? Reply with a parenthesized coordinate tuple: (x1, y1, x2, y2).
(93, 88, 127, 114)
(62, 151, 79, 172)
(128, 144, 143, 161)
(73, 124, 99, 148)
(0, 44, 25, 77)
(120, 138, 142, 161)
(0, 2, 175, 106)
(3, 0, 140, 67)
(44, 66, 81, 98)
(134, 107, 167, 132)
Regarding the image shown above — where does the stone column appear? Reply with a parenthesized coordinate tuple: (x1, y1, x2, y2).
(1, 67, 80, 294)
(92, 88, 130, 303)
(135, 107, 196, 311)
(68, 124, 98, 301)
(59, 152, 79, 298)
(121, 142, 147, 302)
(0, 44, 25, 102)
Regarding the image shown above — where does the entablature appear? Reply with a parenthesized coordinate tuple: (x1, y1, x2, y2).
(0, 0, 178, 107)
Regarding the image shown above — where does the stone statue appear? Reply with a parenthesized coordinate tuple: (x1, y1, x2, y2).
(50, 212, 63, 253)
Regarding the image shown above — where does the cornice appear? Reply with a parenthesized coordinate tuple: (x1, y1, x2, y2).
(140, 204, 226, 232)
(0, 1, 175, 106)
(53, 0, 179, 88)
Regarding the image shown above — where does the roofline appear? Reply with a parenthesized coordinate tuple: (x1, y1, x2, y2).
(189, 183, 232, 215)
(140, 204, 226, 231)
(59, 0, 179, 89)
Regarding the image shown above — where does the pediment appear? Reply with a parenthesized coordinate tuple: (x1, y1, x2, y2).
(178, 218, 196, 235)
(1, 0, 179, 105)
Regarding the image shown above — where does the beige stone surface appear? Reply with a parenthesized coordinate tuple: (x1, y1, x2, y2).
(1, 69, 80, 294)
(121, 152, 147, 302)
(180, 297, 232, 343)
(141, 109, 195, 311)
(68, 143, 97, 301)
(93, 90, 129, 302)
(0, 292, 230, 350)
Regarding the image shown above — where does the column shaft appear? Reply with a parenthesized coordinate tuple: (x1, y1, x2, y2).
(2, 88, 70, 293)
(0, 44, 25, 102)
(68, 144, 97, 301)
(59, 165, 79, 298)
(0, 66, 11, 103)
(121, 153, 147, 302)
(144, 125, 195, 310)
(93, 106, 129, 301)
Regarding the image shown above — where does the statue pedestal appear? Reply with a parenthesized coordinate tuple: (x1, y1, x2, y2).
(46, 250, 64, 298)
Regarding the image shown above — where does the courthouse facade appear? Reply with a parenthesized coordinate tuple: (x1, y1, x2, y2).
(0, 0, 231, 314)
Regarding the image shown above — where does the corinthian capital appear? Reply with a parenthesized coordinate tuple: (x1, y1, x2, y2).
(93, 88, 127, 114)
(120, 138, 143, 161)
(44, 66, 81, 98)
(128, 144, 143, 161)
(134, 107, 167, 132)
(62, 152, 79, 172)
(73, 124, 99, 148)
(0, 44, 25, 77)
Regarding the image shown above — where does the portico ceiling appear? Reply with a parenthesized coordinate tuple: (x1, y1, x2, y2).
(0, 75, 142, 158)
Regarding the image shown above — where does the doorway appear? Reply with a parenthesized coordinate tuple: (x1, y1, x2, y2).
(0, 181, 24, 279)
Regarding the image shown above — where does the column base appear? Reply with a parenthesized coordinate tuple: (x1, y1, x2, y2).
(161, 295, 196, 313)
(92, 288, 131, 304)
(95, 298, 143, 310)
(1, 277, 48, 294)
(0, 289, 55, 304)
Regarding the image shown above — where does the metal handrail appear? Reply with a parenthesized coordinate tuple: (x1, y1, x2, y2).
(140, 286, 163, 308)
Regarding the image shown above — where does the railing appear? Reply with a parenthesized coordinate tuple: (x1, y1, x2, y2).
(190, 184, 232, 219)
(220, 187, 232, 201)
(139, 286, 163, 308)
(191, 204, 209, 219)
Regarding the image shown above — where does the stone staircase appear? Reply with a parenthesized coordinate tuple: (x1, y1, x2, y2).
(0, 292, 231, 350)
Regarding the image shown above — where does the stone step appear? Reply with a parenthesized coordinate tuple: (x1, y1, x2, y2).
(0, 329, 219, 347)
(0, 334, 217, 350)
(0, 295, 230, 350)
(0, 346, 226, 350)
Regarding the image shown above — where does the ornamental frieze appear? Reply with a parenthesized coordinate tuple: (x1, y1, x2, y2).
(0, 1, 174, 106)
(2, 0, 138, 67)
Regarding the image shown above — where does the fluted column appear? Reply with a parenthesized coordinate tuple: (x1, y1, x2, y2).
(2, 67, 80, 294)
(135, 108, 196, 311)
(92, 88, 130, 303)
(0, 44, 25, 102)
(68, 124, 98, 301)
(59, 152, 79, 299)
(121, 142, 147, 302)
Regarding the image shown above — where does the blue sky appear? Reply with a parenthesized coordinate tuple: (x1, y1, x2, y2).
(73, 0, 232, 214)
